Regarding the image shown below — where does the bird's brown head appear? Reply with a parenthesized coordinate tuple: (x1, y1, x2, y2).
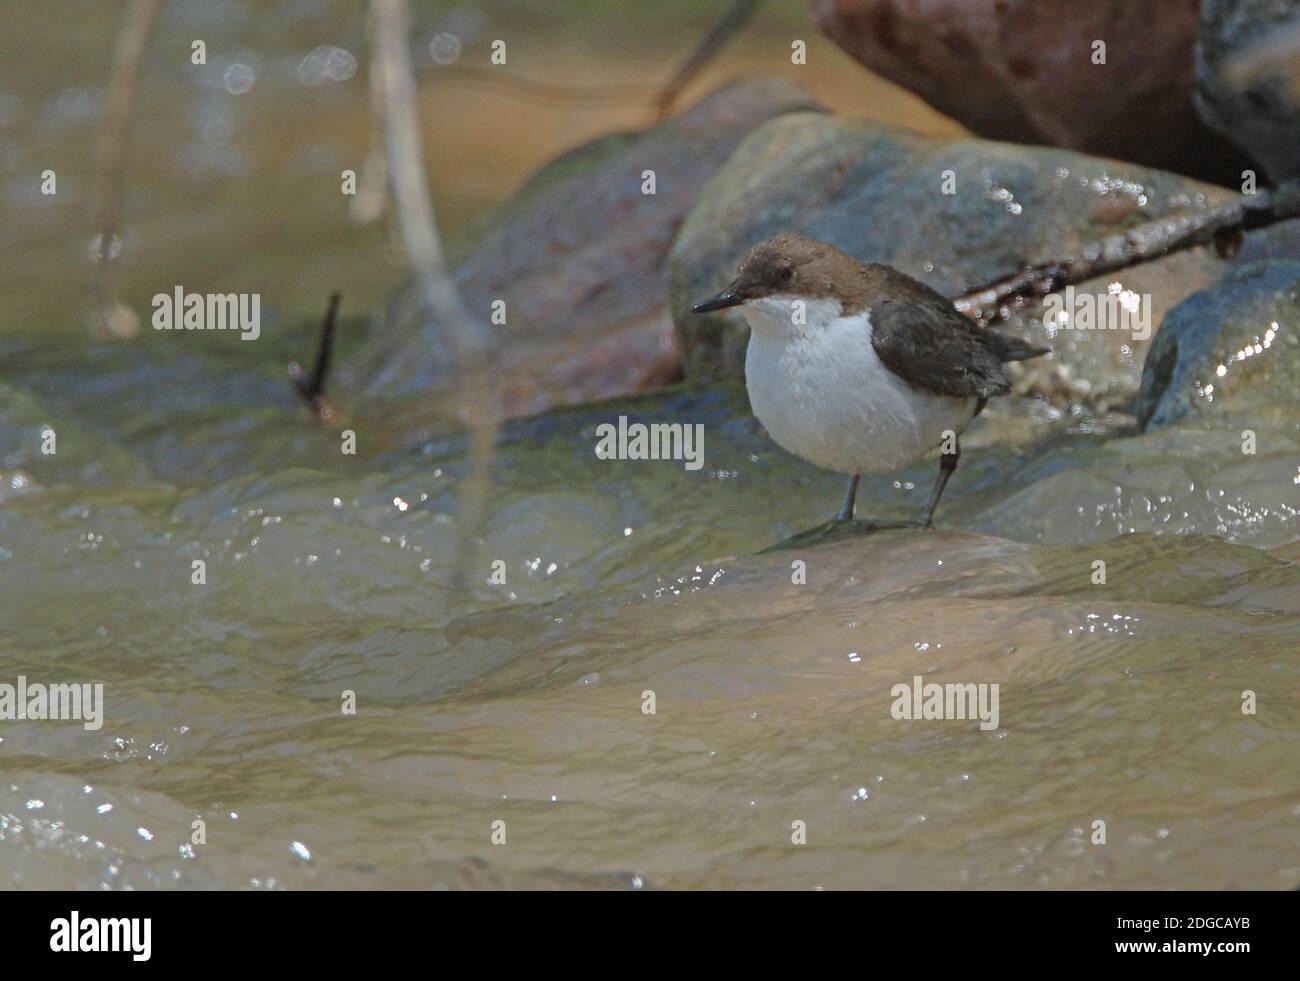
(690, 233, 865, 314)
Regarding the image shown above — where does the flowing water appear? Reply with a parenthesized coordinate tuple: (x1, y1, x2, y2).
(3, 370, 1299, 889)
(2, 1, 1298, 890)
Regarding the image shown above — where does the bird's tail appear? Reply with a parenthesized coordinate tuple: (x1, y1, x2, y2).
(984, 328, 1050, 363)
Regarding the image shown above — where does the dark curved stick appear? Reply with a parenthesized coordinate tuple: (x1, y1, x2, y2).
(953, 180, 1300, 326)
(655, 0, 763, 121)
(289, 292, 341, 423)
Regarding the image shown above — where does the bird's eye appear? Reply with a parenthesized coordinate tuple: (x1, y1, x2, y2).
(775, 265, 795, 288)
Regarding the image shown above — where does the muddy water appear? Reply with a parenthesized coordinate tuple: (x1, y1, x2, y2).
(2, 2, 1299, 890)
(3, 376, 1299, 889)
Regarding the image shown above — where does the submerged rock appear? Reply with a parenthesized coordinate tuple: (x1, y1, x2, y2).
(1, 338, 336, 487)
(1137, 259, 1300, 431)
(964, 422, 1299, 548)
(671, 112, 1240, 409)
(0, 379, 148, 490)
(346, 78, 820, 424)
(811, 0, 1252, 184)
(5, 363, 1296, 887)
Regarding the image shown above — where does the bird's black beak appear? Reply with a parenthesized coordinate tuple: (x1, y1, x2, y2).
(691, 285, 744, 314)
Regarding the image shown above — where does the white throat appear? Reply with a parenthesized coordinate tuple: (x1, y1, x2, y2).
(741, 294, 844, 338)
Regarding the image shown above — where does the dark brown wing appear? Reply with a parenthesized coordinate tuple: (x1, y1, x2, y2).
(867, 267, 1014, 399)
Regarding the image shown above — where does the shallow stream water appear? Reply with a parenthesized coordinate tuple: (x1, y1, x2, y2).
(2, 0, 1298, 890)
(3, 370, 1298, 888)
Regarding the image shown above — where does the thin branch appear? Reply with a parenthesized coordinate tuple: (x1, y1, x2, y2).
(93, 0, 162, 339)
(370, 0, 500, 591)
(430, 66, 658, 106)
(953, 180, 1300, 325)
(288, 292, 341, 423)
(654, 0, 764, 121)
(350, 35, 391, 225)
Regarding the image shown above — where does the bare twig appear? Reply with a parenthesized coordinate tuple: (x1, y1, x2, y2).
(93, 0, 162, 340)
(954, 180, 1300, 325)
(350, 36, 390, 225)
(370, 0, 499, 590)
(428, 66, 658, 106)
(289, 292, 341, 423)
(654, 0, 763, 121)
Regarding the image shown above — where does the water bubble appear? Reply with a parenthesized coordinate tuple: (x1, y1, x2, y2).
(325, 48, 357, 81)
(222, 63, 256, 95)
(88, 232, 123, 262)
(297, 45, 356, 86)
(429, 33, 462, 65)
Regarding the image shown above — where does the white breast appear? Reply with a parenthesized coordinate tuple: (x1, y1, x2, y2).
(742, 297, 978, 475)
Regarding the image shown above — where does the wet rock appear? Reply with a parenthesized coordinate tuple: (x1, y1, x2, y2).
(811, 0, 1253, 184)
(671, 112, 1239, 409)
(346, 78, 821, 423)
(6, 369, 1297, 887)
(1196, 0, 1300, 182)
(1, 338, 337, 486)
(1137, 260, 1300, 431)
(0, 380, 148, 489)
(1234, 214, 1300, 263)
(964, 423, 1300, 548)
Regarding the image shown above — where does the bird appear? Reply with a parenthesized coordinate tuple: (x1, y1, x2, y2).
(690, 233, 1049, 527)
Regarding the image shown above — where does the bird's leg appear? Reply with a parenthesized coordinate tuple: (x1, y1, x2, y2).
(921, 439, 961, 529)
(835, 473, 861, 522)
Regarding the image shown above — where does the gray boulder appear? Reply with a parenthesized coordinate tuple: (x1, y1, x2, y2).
(1138, 259, 1300, 430)
(671, 112, 1241, 409)
(1196, 0, 1300, 182)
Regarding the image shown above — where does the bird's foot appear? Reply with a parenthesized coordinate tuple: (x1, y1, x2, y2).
(760, 517, 921, 553)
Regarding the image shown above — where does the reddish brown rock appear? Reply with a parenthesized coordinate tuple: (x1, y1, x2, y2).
(346, 77, 820, 432)
(812, 0, 1253, 184)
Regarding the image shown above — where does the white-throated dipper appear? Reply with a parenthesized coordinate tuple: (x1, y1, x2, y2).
(690, 233, 1049, 526)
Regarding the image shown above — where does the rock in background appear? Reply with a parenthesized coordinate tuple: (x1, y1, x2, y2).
(671, 112, 1240, 410)
(343, 78, 820, 429)
(811, 0, 1254, 184)
(1138, 259, 1300, 430)
(1196, 0, 1300, 182)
